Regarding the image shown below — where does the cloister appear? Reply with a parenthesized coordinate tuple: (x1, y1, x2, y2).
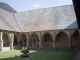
(0, 29, 80, 51)
(0, 1, 80, 51)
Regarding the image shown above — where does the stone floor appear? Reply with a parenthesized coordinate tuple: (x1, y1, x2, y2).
(1, 47, 10, 52)
(73, 51, 80, 60)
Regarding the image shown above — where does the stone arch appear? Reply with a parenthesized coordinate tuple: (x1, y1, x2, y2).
(71, 30, 78, 36)
(42, 32, 53, 49)
(13, 34, 18, 46)
(56, 32, 69, 49)
(29, 32, 39, 48)
(56, 31, 68, 37)
(2, 32, 9, 47)
(19, 33, 27, 47)
(71, 31, 80, 50)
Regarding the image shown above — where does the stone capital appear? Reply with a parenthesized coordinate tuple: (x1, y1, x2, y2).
(0, 32, 3, 35)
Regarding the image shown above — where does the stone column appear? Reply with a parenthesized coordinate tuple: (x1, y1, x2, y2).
(36, 39, 37, 47)
(68, 31, 72, 50)
(25, 34, 27, 48)
(0, 32, 3, 51)
(27, 33, 29, 48)
(32, 39, 34, 47)
(17, 37, 20, 48)
(78, 30, 80, 48)
(39, 32, 42, 49)
(53, 32, 56, 50)
(9, 33, 14, 50)
(78, 30, 80, 47)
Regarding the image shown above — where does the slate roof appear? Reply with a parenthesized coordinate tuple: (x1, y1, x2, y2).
(14, 5, 78, 32)
(0, 8, 21, 32)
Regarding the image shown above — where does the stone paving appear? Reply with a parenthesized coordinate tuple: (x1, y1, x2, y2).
(73, 51, 80, 60)
(0, 47, 10, 52)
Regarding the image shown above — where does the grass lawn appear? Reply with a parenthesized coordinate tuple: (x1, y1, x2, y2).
(0, 50, 76, 60)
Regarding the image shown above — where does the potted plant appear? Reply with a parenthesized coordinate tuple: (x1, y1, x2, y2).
(20, 47, 29, 58)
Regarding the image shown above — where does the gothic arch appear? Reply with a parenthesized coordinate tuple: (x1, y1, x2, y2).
(2, 32, 9, 47)
(56, 31, 68, 37)
(29, 32, 39, 39)
(71, 30, 79, 35)
(42, 32, 53, 39)
(13, 34, 18, 46)
(29, 32, 39, 48)
(19, 33, 27, 47)
(71, 31, 80, 50)
(42, 32, 53, 49)
(56, 32, 69, 49)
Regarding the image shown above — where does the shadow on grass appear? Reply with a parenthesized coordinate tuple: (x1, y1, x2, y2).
(29, 50, 77, 60)
(0, 56, 26, 60)
(0, 50, 76, 60)
(0, 50, 39, 60)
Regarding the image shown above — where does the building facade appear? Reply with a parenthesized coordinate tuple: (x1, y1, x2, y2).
(0, 4, 80, 51)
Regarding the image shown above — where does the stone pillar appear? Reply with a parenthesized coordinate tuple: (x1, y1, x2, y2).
(39, 32, 42, 49)
(53, 32, 56, 50)
(17, 38, 20, 48)
(32, 39, 34, 47)
(9, 33, 14, 50)
(27, 33, 29, 48)
(36, 38, 38, 48)
(25, 34, 27, 48)
(78, 30, 80, 47)
(68, 31, 72, 50)
(79, 31, 80, 41)
(0, 32, 3, 51)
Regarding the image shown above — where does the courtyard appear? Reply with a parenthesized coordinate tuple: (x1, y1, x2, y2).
(0, 50, 76, 60)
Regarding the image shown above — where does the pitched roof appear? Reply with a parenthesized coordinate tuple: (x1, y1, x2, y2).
(14, 5, 78, 32)
(0, 8, 21, 32)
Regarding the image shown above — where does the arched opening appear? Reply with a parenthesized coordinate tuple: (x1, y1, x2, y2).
(29, 33, 39, 48)
(56, 32, 69, 49)
(42, 33, 53, 49)
(19, 34, 27, 48)
(71, 31, 80, 50)
(13, 34, 18, 46)
(2, 33, 9, 47)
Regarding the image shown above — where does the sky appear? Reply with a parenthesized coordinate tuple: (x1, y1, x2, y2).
(0, 0, 73, 12)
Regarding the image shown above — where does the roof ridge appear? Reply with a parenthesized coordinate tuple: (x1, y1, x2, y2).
(12, 13, 22, 32)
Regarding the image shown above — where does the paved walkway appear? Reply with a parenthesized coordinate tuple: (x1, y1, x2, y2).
(73, 51, 80, 60)
(0, 47, 10, 52)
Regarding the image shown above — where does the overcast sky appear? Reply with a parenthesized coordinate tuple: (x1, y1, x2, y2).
(0, 0, 73, 12)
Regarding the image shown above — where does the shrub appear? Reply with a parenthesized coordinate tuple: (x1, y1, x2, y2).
(21, 48, 29, 54)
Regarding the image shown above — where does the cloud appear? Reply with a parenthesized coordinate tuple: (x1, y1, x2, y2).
(34, 4, 40, 7)
(34, 2, 41, 8)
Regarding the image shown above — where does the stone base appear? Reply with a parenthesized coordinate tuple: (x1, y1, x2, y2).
(20, 54, 29, 58)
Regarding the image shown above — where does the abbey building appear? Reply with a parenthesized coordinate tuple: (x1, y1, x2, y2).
(0, 3, 80, 51)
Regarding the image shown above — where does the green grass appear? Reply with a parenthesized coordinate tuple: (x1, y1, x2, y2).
(0, 50, 76, 60)
(0, 50, 25, 60)
(30, 50, 76, 60)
